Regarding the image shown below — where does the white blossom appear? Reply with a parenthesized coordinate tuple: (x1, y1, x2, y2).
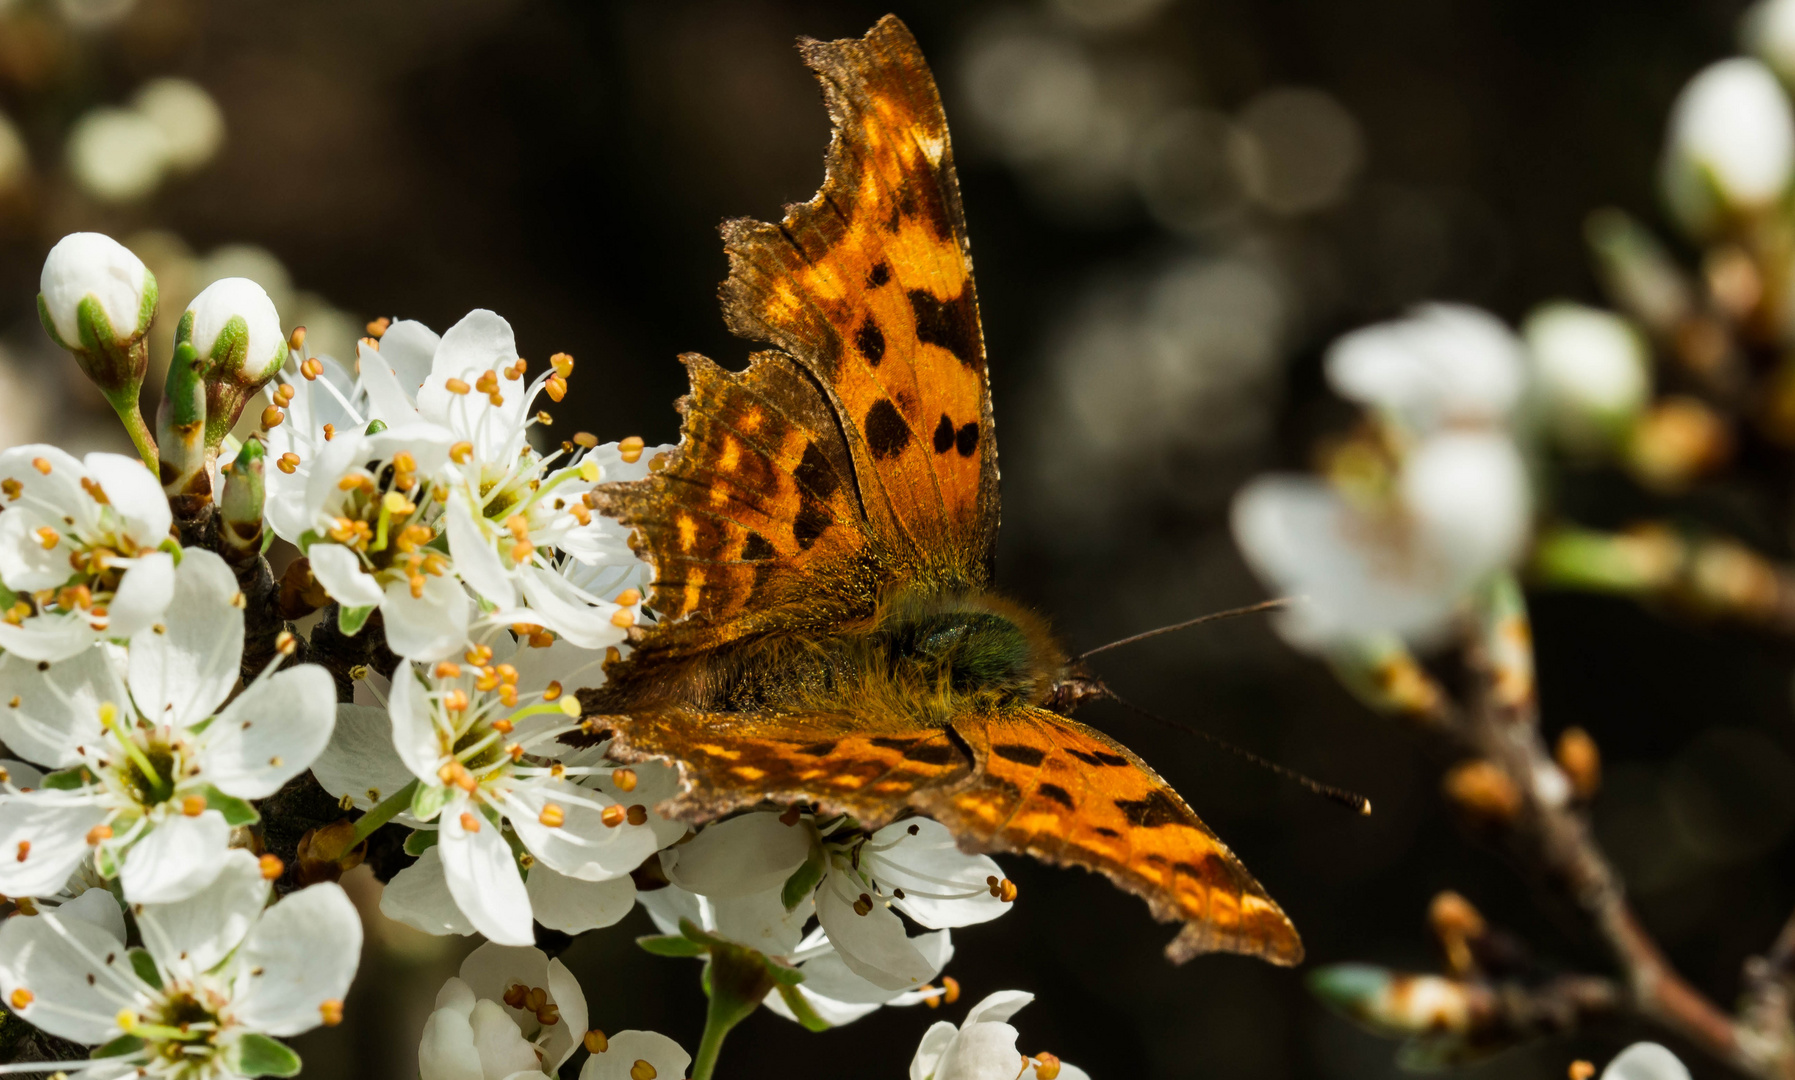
(315, 635, 657, 945)
(580, 1031, 690, 1080)
(0, 549, 334, 902)
(38, 233, 153, 349)
(1662, 57, 1795, 235)
(0, 447, 174, 662)
(1602, 1043, 1691, 1080)
(1324, 303, 1526, 433)
(0, 849, 361, 1078)
(910, 991, 1088, 1080)
(418, 943, 588, 1080)
(1523, 301, 1651, 450)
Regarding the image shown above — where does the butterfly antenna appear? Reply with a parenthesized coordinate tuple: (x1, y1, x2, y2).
(1072, 597, 1294, 662)
(1103, 689, 1371, 816)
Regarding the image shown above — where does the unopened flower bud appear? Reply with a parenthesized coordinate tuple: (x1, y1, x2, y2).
(1442, 760, 1523, 824)
(176, 277, 287, 448)
(1523, 303, 1651, 454)
(220, 435, 266, 562)
(1661, 58, 1795, 237)
(1307, 964, 1479, 1037)
(38, 232, 160, 465)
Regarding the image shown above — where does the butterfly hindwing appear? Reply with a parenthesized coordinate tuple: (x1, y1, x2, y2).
(720, 15, 998, 580)
(594, 704, 1302, 966)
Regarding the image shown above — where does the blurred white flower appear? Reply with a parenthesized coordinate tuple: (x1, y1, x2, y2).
(132, 77, 225, 173)
(0, 850, 360, 1077)
(1523, 301, 1651, 451)
(0, 550, 334, 903)
(0, 110, 27, 193)
(67, 106, 168, 204)
(1234, 430, 1530, 650)
(1748, 0, 1795, 84)
(663, 811, 1009, 993)
(1602, 1043, 1692, 1080)
(910, 991, 1088, 1080)
(419, 943, 588, 1080)
(1325, 303, 1527, 432)
(39, 232, 154, 349)
(0, 446, 173, 662)
(1662, 57, 1795, 235)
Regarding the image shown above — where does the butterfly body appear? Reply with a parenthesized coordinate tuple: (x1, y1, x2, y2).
(583, 15, 1302, 966)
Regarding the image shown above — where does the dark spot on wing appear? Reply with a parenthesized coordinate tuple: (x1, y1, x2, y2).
(793, 442, 840, 501)
(1115, 791, 1182, 828)
(867, 262, 891, 288)
(933, 414, 955, 454)
(1066, 748, 1128, 767)
(793, 499, 829, 550)
(1037, 782, 1075, 809)
(1093, 826, 1121, 839)
(870, 735, 921, 751)
(855, 318, 886, 365)
(955, 422, 979, 457)
(992, 743, 1046, 767)
(863, 400, 912, 460)
(796, 741, 837, 757)
(903, 741, 960, 765)
(907, 289, 980, 369)
(740, 532, 775, 561)
(1174, 854, 1234, 884)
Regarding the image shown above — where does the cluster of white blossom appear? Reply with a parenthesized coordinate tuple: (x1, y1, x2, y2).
(0, 231, 1077, 1080)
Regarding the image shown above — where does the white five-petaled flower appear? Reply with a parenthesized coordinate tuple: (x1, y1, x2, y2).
(38, 232, 154, 350)
(663, 811, 1010, 994)
(313, 635, 658, 945)
(910, 991, 1087, 1080)
(0, 446, 174, 663)
(1233, 303, 1533, 651)
(0, 548, 335, 903)
(0, 849, 361, 1079)
(418, 942, 589, 1080)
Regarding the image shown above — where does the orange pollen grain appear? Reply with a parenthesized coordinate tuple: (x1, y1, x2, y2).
(14, 840, 28, 862)
(30, 458, 50, 475)
(538, 803, 565, 827)
(319, 999, 344, 1026)
(450, 442, 473, 464)
(85, 824, 112, 845)
(446, 378, 471, 395)
(601, 805, 625, 828)
(261, 406, 284, 429)
(573, 431, 598, 449)
(551, 353, 574, 378)
(459, 811, 481, 833)
(259, 854, 284, 880)
(584, 1029, 607, 1053)
(618, 436, 645, 463)
(10, 989, 31, 1009)
(611, 768, 637, 792)
(277, 453, 300, 474)
(181, 795, 206, 817)
(301, 358, 323, 380)
(433, 662, 462, 679)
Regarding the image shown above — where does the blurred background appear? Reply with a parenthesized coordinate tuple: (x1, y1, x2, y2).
(0, 0, 1790, 1077)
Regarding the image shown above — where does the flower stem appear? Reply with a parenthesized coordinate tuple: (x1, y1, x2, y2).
(350, 779, 419, 846)
(105, 391, 158, 474)
(690, 996, 735, 1080)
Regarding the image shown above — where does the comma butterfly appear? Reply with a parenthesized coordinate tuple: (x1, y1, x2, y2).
(584, 15, 1301, 965)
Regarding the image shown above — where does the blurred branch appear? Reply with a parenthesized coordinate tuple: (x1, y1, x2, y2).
(1533, 523, 1795, 635)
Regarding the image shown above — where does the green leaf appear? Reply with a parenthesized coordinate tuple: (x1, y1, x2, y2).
(128, 948, 161, 990)
(42, 767, 95, 791)
(410, 783, 453, 822)
(338, 605, 375, 637)
(232, 1033, 302, 1077)
(403, 828, 440, 856)
(204, 786, 259, 827)
(93, 1034, 144, 1059)
(776, 983, 830, 1032)
(637, 934, 707, 958)
(780, 840, 826, 912)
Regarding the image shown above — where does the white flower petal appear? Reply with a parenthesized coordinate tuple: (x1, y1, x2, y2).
(661, 811, 811, 898)
(104, 549, 175, 640)
(233, 881, 362, 1037)
(910, 1020, 959, 1080)
(469, 998, 541, 1079)
(815, 881, 938, 992)
(312, 703, 417, 812)
(1603, 1043, 1692, 1080)
(119, 809, 230, 903)
(381, 574, 470, 661)
(447, 496, 517, 609)
(0, 899, 138, 1045)
(935, 1020, 1023, 1080)
(1325, 304, 1526, 430)
(379, 320, 442, 400)
(456, 943, 586, 1071)
(545, 957, 588, 1070)
(507, 778, 654, 881)
(1402, 431, 1531, 580)
(202, 664, 335, 798)
(418, 1006, 485, 1080)
(799, 929, 951, 1007)
(380, 847, 475, 937)
(436, 975, 477, 1015)
(440, 800, 533, 946)
(0, 611, 98, 663)
(874, 819, 1008, 929)
(39, 232, 151, 346)
(388, 664, 447, 786)
(136, 848, 266, 976)
(307, 543, 384, 609)
(0, 645, 124, 768)
(518, 567, 625, 650)
(961, 989, 1035, 1027)
(526, 867, 635, 934)
(579, 1031, 690, 1080)
(358, 340, 424, 429)
(56, 886, 126, 943)
(0, 793, 107, 897)
(82, 452, 170, 545)
(126, 548, 242, 728)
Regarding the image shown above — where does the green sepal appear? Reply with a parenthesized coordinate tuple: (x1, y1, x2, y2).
(410, 783, 453, 822)
(338, 605, 375, 637)
(364, 419, 388, 436)
(776, 983, 830, 1032)
(35, 294, 69, 351)
(128, 948, 161, 989)
(42, 767, 96, 791)
(403, 828, 440, 856)
(93, 1034, 144, 1059)
(780, 840, 826, 912)
(231, 1033, 302, 1078)
(93, 842, 122, 878)
(0, 582, 16, 610)
(205, 785, 259, 827)
(637, 934, 708, 958)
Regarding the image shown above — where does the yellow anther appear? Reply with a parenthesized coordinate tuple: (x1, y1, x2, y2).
(612, 768, 637, 792)
(551, 352, 574, 378)
(33, 527, 57, 551)
(1033, 1052, 1062, 1079)
(492, 718, 514, 734)
(488, 392, 505, 407)
(508, 744, 526, 762)
(626, 804, 647, 826)
(852, 893, 873, 916)
(14, 840, 29, 862)
(941, 975, 960, 1004)
(181, 795, 206, 817)
(475, 371, 499, 394)
(366, 317, 390, 339)
(0, 479, 18, 499)
(443, 690, 470, 713)
(538, 803, 565, 827)
(466, 644, 494, 665)
(614, 588, 641, 607)
(511, 541, 535, 563)
(30, 457, 51, 475)
(459, 811, 481, 833)
(290, 326, 309, 351)
(445, 378, 471, 395)
(545, 374, 567, 402)
(572, 431, 598, 449)
(319, 999, 344, 1026)
(504, 514, 530, 540)
(259, 854, 284, 880)
(601, 805, 625, 828)
(450, 441, 473, 464)
(85, 824, 112, 845)
(301, 357, 323, 380)
(262, 406, 284, 429)
(630, 1060, 656, 1080)
(584, 1029, 607, 1053)
(277, 631, 297, 655)
(409, 575, 426, 599)
(277, 452, 300, 474)
(433, 662, 462, 680)
(610, 608, 635, 628)
(568, 503, 592, 526)
(618, 436, 645, 463)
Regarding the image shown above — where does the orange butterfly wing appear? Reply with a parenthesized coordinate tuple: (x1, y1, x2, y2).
(719, 14, 998, 580)
(595, 705, 1302, 966)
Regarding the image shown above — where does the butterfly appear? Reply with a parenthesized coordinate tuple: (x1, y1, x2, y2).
(584, 14, 1301, 966)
